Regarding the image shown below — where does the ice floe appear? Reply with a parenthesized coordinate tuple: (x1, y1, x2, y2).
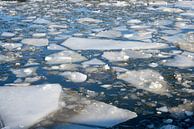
(95, 30, 122, 38)
(66, 101, 137, 127)
(102, 50, 152, 62)
(1, 32, 15, 37)
(117, 69, 168, 95)
(33, 18, 50, 24)
(45, 50, 87, 64)
(62, 37, 168, 50)
(162, 54, 194, 69)
(61, 71, 87, 83)
(11, 67, 37, 78)
(22, 38, 49, 46)
(0, 84, 62, 129)
(82, 58, 105, 67)
(77, 18, 102, 24)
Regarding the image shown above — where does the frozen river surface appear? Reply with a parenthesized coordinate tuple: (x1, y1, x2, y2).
(0, 0, 194, 129)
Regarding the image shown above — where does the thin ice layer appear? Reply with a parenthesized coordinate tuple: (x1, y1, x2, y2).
(62, 37, 168, 50)
(0, 84, 62, 129)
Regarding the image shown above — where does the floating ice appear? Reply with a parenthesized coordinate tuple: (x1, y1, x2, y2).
(47, 44, 67, 50)
(11, 67, 37, 78)
(61, 71, 87, 83)
(62, 37, 168, 50)
(0, 54, 17, 63)
(33, 18, 50, 24)
(1, 32, 15, 37)
(162, 54, 194, 69)
(1, 43, 22, 50)
(77, 18, 102, 24)
(82, 58, 105, 67)
(0, 84, 62, 129)
(117, 69, 168, 94)
(22, 38, 49, 46)
(95, 30, 122, 38)
(45, 50, 86, 64)
(102, 50, 152, 62)
(66, 101, 137, 127)
(32, 33, 46, 38)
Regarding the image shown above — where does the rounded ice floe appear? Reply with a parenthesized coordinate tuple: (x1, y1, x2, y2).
(61, 72, 87, 83)
(1, 32, 15, 37)
(45, 50, 87, 64)
(22, 38, 49, 46)
(0, 84, 62, 129)
(117, 69, 168, 95)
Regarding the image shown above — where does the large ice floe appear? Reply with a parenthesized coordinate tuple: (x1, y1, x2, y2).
(62, 37, 168, 50)
(0, 84, 137, 129)
(117, 69, 168, 95)
(0, 84, 62, 129)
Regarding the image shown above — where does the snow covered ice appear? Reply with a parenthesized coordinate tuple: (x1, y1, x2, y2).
(0, 84, 62, 129)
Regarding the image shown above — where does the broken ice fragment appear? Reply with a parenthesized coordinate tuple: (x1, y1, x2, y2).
(1, 32, 15, 37)
(45, 50, 86, 64)
(117, 69, 168, 95)
(66, 101, 137, 127)
(0, 84, 62, 129)
(22, 38, 49, 46)
(61, 71, 87, 83)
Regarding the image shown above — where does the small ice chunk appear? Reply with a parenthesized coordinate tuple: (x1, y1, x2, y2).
(162, 54, 194, 68)
(117, 69, 168, 94)
(77, 18, 102, 24)
(66, 101, 137, 127)
(0, 84, 62, 129)
(45, 50, 86, 64)
(96, 30, 122, 38)
(157, 106, 168, 112)
(82, 58, 105, 67)
(11, 67, 37, 78)
(33, 18, 50, 24)
(62, 37, 168, 50)
(32, 33, 46, 38)
(0, 54, 16, 63)
(1, 32, 15, 37)
(159, 125, 179, 129)
(61, 72, 87, 83)
(22, 38, 49, 46)
(1, 43, 22, 50)
(102, 50, 152, 62)
(47, 44, 66, 50)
